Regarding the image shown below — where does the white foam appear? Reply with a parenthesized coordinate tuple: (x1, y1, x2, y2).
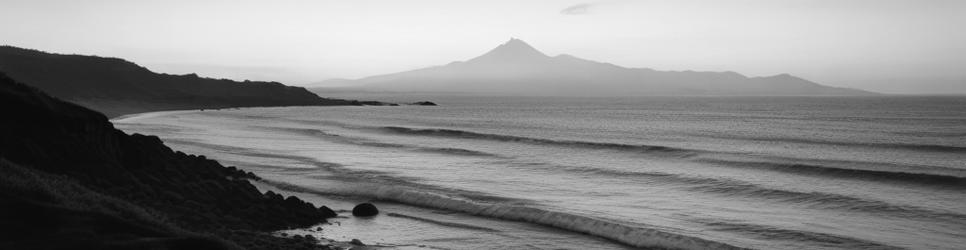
(273, 181, 742, 250)
(110, 109, 202, 123)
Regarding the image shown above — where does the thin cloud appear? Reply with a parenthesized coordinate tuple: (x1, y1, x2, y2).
(560, 3, 593, 15)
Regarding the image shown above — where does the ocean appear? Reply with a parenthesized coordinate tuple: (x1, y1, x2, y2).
(113, 95, 966, 250)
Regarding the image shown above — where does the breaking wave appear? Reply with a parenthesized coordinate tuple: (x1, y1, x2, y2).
(260, 126, 502, 158)
(502, 161, 966, 222)
(379, 126, 698, 157)
(265, 180, 744, 250)
(698, 158, 966, 189)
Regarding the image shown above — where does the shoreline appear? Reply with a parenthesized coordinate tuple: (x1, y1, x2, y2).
(110, 107, 413, 249)
(109, 105, 731, 250)
(109, 108, 360, 249)
(0, 74, 343, 250)
(254, 175, 738, 250)
(250, 181, 381, 249)
(109, 104, 392, 122)
(251, 178, 643, 250)
(111, 109, 205, 122)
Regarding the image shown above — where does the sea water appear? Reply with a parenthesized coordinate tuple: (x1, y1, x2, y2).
(114, 96, 966, 250)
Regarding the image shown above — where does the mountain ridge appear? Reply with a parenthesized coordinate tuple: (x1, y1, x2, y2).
(322, 39, 875, 96)
(0, 45, 390, 117)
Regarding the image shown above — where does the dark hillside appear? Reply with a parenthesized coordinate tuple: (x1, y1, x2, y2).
(0, 46, 385, 117)
(0, 72, 335, 250)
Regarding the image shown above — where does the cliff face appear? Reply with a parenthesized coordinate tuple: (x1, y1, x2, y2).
(0, 46, 365, 117)
(0, 72, 335, 249)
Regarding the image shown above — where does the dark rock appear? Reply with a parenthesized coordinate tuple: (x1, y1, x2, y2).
(319, 205, 337, 218)
(0, 73, 338, 249)
(350, 239, 365, 246)
(410, 101, 438, 106)
(354, 100, 399, 106)
(352, 203, 379, 217)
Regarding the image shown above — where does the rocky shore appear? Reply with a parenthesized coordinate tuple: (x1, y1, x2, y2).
(0, 72, 342, 250)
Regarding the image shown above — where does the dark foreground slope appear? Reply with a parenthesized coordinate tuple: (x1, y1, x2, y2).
(0, 46, 389, 117)
(0, 72, 335, 250)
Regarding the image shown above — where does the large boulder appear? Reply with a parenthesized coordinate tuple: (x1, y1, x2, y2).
(318, 206, 337, 218)
(352, 203, 379, 217)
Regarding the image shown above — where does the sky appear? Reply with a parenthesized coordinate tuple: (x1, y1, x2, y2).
(1, 0, 964, 94)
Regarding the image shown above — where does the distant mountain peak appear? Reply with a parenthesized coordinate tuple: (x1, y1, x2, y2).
(469, 38, 549, 63)
(555, 53, 578, 59)
(503, 37, 532, 48)
(338, 38, 876, 96)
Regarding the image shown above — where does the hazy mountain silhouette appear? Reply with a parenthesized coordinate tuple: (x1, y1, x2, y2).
(324, 38, 874, 96)
(0, 46, 389, 117)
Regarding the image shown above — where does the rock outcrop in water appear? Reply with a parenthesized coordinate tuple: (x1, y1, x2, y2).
(410, 101, 438, 106)
(0, 72, 335, 250)
(0, 45, 393, 117)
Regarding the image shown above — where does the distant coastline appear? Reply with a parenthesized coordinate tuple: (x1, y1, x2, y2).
(0, 45, 396, 118)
